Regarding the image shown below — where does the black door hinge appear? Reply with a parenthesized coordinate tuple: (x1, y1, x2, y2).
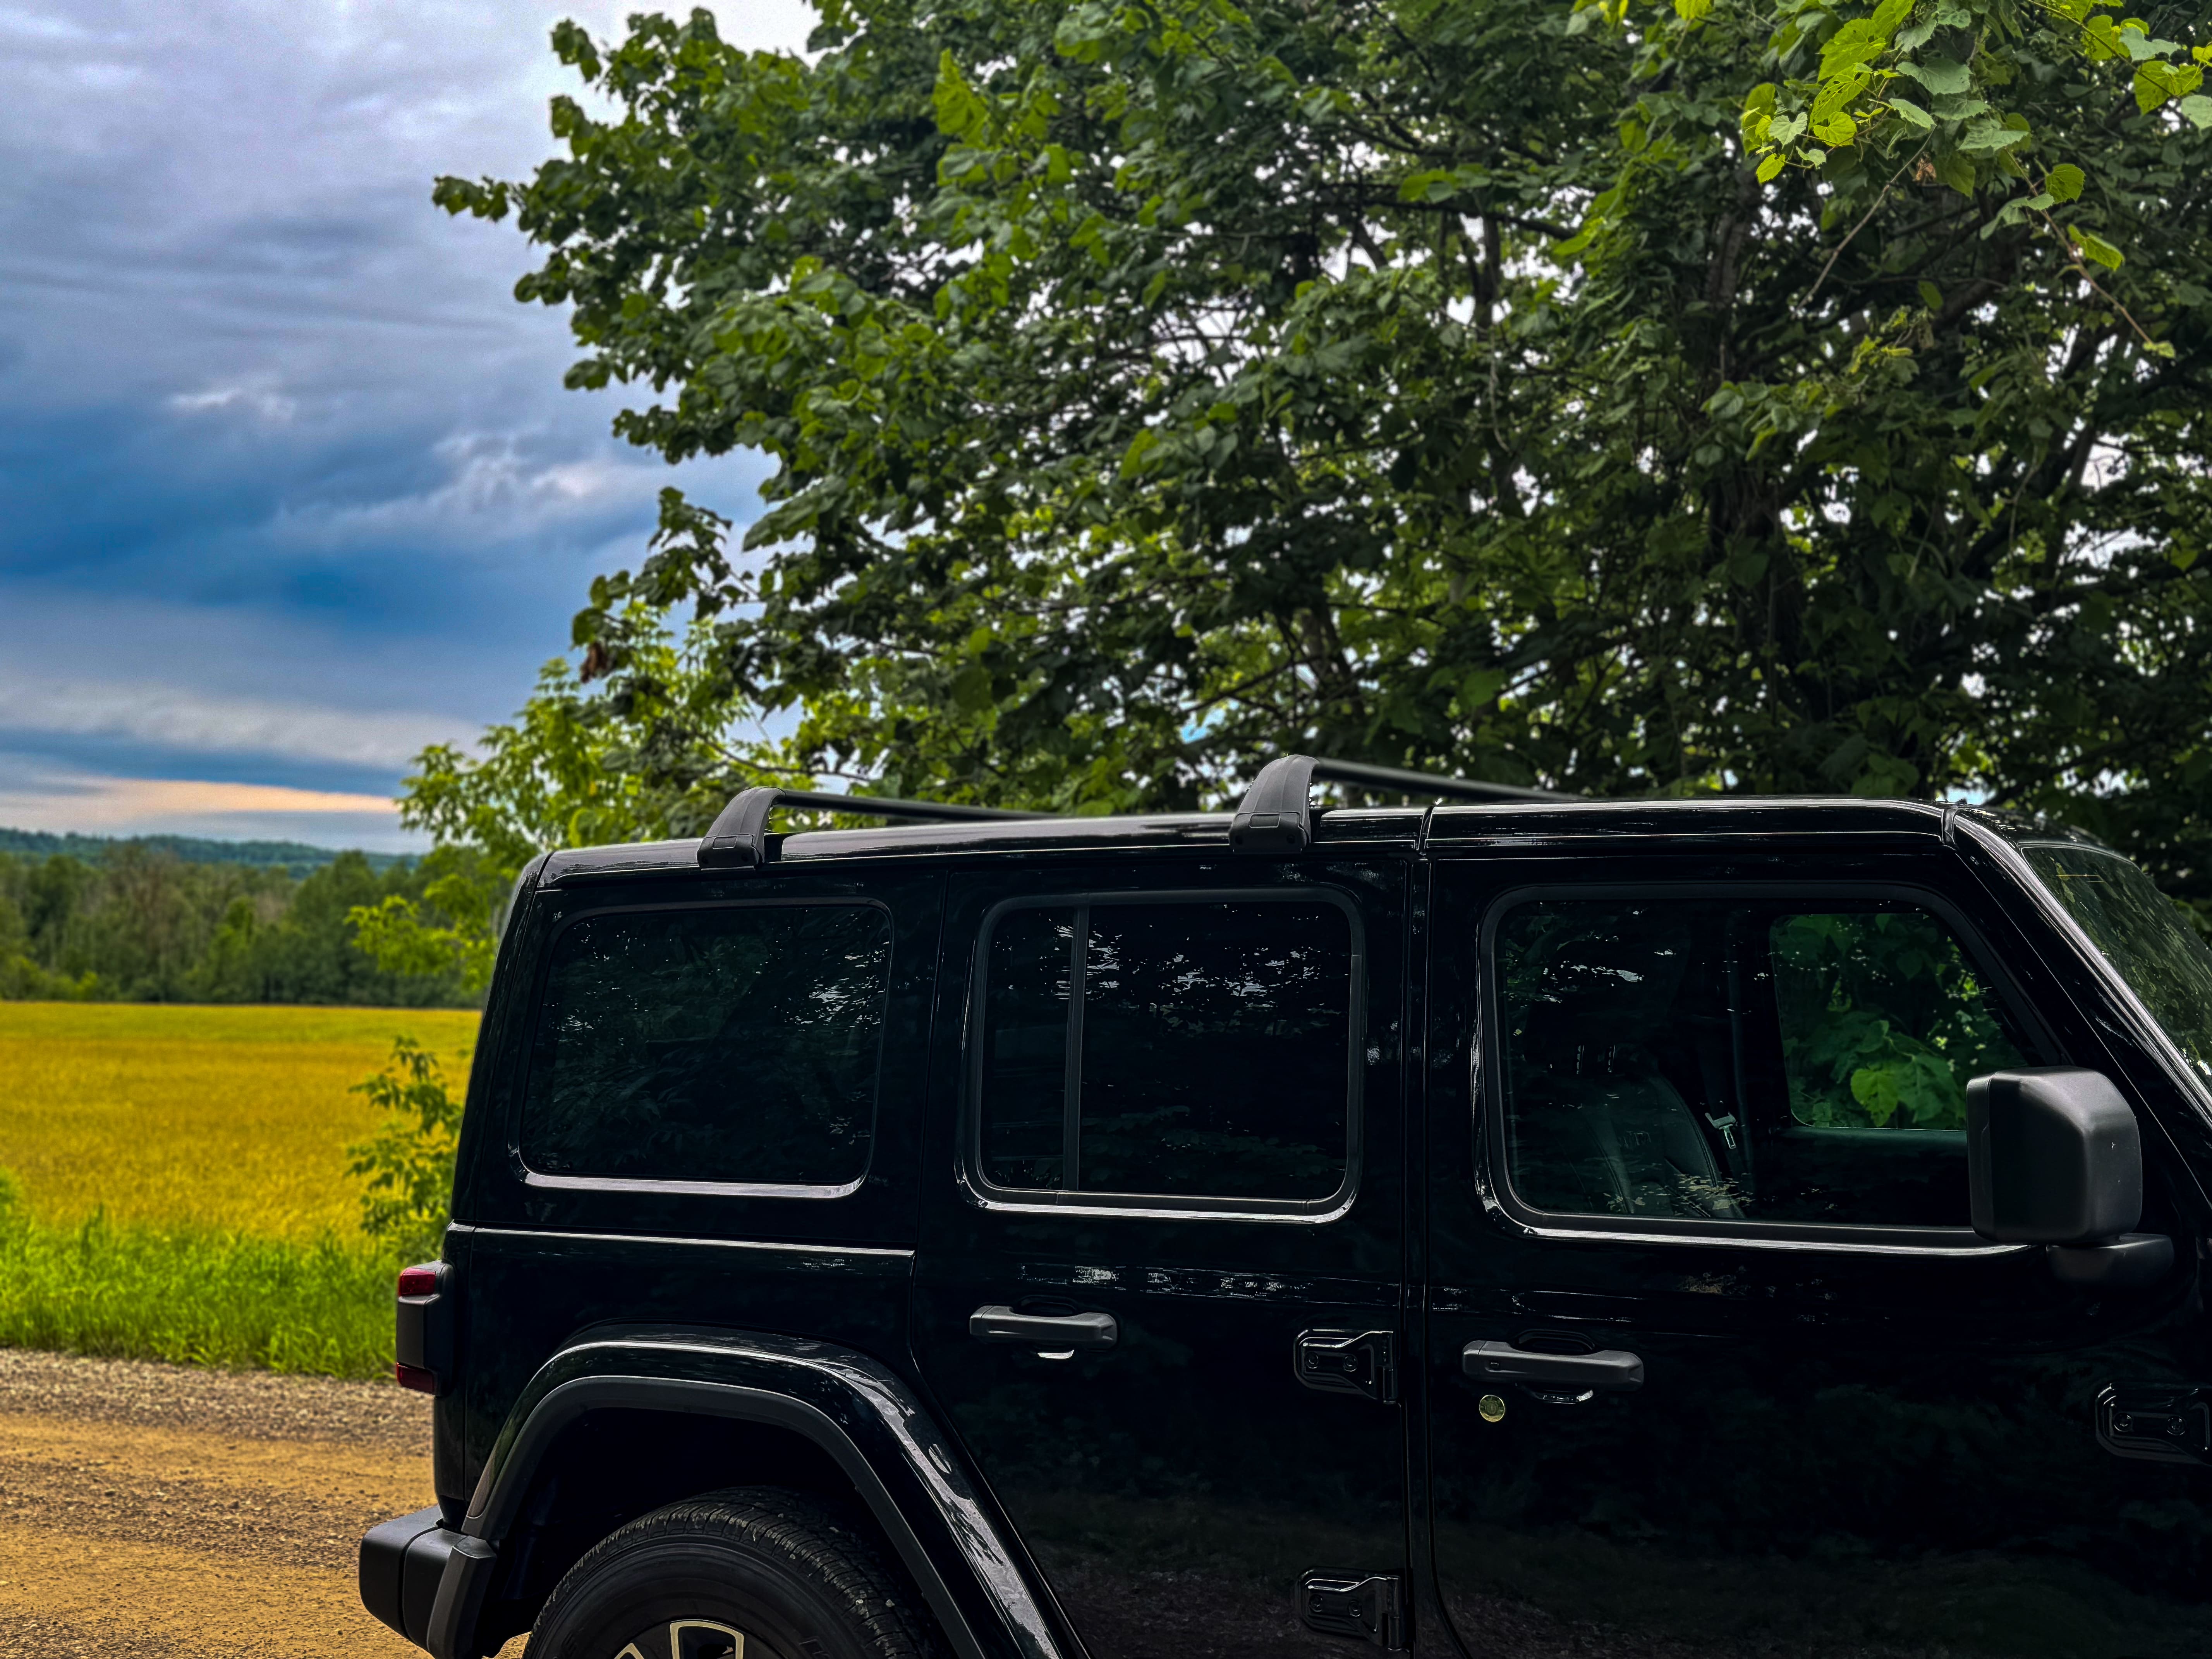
(2099, 1383, 2212, 1465)
(1295, 1329, 1399, 1404)
(1298, 1571, 1407, 1650)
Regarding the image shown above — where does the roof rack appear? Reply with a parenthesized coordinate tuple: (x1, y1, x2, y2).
(1228, 754, 1563, 855)
(697, 754, 1565, 867)
(698, 787, 1044, 869)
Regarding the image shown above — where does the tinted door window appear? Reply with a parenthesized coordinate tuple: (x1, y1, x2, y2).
(977, 896, 1357, 1205)
(1496, 896, 2029, 1230)
(523, 902, 891, 1188)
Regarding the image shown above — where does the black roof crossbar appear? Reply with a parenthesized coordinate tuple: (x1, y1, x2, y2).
(697, 756, 1563, 867)
(1229, 754, 1564, 855)
(698, 787, 1046, 869)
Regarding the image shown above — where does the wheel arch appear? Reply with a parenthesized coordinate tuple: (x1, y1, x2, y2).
(453, 1328, 1066, 1659)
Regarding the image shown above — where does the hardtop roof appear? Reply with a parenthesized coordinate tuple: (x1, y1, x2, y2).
(534, 795, 2001, 886)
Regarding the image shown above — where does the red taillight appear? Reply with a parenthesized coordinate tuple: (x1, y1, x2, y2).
(397, 1263, 440, 1298)
(395, 1362, 438, 1393)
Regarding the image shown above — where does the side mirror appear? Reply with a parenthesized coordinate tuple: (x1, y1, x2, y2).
(1966, 1068, 2172, 1287)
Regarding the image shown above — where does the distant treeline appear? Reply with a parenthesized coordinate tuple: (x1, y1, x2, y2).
(0, 826, 412, 880)
(0, 847, 478, 1006)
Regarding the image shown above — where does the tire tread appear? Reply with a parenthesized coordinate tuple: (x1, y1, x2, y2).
(531, 1486, 945, 1659)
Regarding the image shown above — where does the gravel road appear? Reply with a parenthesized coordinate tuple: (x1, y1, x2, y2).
(0, 1348, 517, 1658)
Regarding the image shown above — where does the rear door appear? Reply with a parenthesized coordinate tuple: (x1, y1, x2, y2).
(1422, 846, 2212, 1658)
(912, 853, 1412, 1659)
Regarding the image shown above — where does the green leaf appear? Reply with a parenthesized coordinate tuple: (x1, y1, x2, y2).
(2180, 94, 2212, 130)
(949, 662, 994, 712)
(1820, 21, 1887, 79)
(1814, 63, 1874, 119)
(1673, 0, 1712, 20)
(2119, 24, 2184, 63)
(1935, 150, 1977, 196)
(1757, 152, 1788, 183)
(1870, 0, 1914, 33)
(2074, 227, 2124, 270)
(1959, 120, 2030, 155)
(1899, 55, 1972, 95)
(931, 50, 989, 142)
(1918, 280, 1944, 311)
(1894, 16, 1938, 51)
(1889, 96, 1934, 129)
(2047, 163, 2086, 202)
(1850, 1064, 1902, 1127)
(2134, 60, 2201, 113)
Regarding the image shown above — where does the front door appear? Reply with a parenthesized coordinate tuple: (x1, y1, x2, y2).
(1423, 848, 2212, 1659)
(913, 854, 1410, 1659)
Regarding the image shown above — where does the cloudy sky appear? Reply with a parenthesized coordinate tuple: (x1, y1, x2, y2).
(0, 0, 815, 850)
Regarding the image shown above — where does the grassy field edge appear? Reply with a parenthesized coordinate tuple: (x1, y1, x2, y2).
(0, 1179, 396, 1380)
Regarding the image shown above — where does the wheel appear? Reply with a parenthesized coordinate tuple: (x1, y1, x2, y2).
(527, 1488, 946, 1659)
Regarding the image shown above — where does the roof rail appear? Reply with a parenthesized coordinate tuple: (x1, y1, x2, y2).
(698, 787, 1045, 869)
(1230, 754, 1563, 855)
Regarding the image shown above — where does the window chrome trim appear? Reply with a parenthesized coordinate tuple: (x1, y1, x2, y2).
(514, 896, 894, 1201)
(1474, 879, 2056, 1256)
(519, 1170, 869, 1200)
(963, 886, 1367, 1222)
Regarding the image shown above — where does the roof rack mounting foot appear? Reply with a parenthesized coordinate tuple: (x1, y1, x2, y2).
(698, 786, 1042, 869)
(1227, 755, 1565, 855)
(1228, 757, 1320, 855)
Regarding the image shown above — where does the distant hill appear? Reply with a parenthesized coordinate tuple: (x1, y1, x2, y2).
(0, 826, 414, 878)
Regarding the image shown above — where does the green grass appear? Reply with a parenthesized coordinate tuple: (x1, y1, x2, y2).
(0, 1000, 476, 1380)
(0, 1173, 396, 1378)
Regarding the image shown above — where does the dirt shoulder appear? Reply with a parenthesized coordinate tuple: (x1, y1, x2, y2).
(0, 1349, 450, 1658)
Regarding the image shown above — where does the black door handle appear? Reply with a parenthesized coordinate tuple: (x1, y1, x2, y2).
(1463, 1340, 1644, 1392)
(970, 1305, 1119, 1350)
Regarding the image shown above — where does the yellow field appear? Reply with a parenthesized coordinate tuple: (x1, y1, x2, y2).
(0, 1002, 481, 1241)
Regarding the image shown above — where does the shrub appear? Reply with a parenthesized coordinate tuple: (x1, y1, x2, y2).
(347, 1037, 465, 1265)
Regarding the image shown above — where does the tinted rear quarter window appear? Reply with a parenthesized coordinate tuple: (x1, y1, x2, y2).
(523, 902, 892, 1188)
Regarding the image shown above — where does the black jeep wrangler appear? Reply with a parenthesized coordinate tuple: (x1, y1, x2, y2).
(361, 756, 2212, 1659)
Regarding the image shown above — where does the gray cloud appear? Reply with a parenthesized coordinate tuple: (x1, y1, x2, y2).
(0, 672, 466, 769)
(0, 0, 811, 839)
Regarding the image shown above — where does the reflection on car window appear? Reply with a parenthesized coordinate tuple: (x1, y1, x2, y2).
(2022, 843, 2212, 1089)
(1773, 912, 2023, 1132)
(522, 904, 891, 1187)
(1495, 898, 2030, 1230)
(978, 897, 1355, 1204)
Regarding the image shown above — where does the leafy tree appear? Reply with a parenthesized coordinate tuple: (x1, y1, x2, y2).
(431, 0, 2212, 905)
(0, 848, 478, 1006)
(348, 1038, 469, 1263)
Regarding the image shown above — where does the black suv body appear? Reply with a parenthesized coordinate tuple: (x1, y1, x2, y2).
(361, 763, 2212, 1659)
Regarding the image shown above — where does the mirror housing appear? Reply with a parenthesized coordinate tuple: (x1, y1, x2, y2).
(1967, 1067, 2141, 1244)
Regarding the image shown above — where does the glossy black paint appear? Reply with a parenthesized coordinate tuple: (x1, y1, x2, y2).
(1423, 843, 2212, 1659)
(458, 1326, 1065, 1659)
(909, 854, 1414, 1659)
(403, 798, 2212, 1659)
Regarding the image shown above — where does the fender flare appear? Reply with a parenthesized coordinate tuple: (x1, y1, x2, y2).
(444, 1326, 1067, 1659)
